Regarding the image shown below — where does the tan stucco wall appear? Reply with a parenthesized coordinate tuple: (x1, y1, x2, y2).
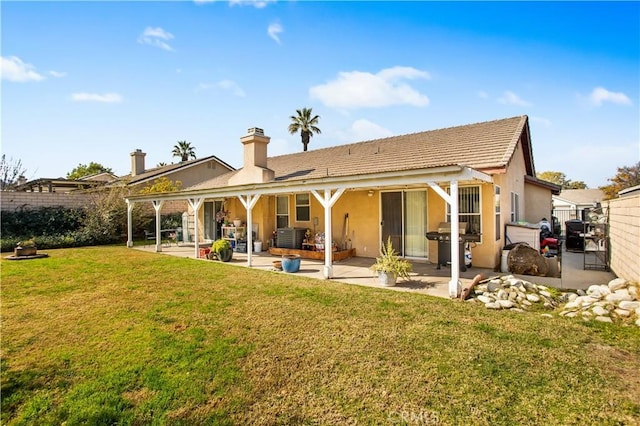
(607, 194, 640, 282)
(150, 161, 231, 190)
(524, 183, 553, 224)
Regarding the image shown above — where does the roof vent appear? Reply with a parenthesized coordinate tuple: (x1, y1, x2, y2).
(247, 127, 264, 136)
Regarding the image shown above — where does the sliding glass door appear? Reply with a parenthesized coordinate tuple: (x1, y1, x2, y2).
(380, 190, 427, 258)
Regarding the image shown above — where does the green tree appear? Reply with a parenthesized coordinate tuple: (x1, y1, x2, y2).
(67, 162, 113, 180)
(0, 155, 27, 190)
(172, 141, 196, 162)
(537, 171, 587, 189)
(600, 161, 640, 200)
(288, 107, 321, 152)
(138, 177, 182, 194)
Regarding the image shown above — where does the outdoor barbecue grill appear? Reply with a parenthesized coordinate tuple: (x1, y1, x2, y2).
(425, 222, 481, 272)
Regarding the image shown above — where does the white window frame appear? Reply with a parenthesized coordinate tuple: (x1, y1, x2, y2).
(295, 193, 310, 222)
(495, 185, 501, 240)
(446, 185, 482, 237)
(510, 192, 520, 222)
(276, 195, 289, 228)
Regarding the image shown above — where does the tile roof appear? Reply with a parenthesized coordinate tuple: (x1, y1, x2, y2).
(187, 115, 529, 190)
(555, 189, 605, 205)
(112, 155, 235, 186)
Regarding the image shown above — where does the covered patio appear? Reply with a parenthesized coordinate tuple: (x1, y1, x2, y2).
(133, 243, 616, 297)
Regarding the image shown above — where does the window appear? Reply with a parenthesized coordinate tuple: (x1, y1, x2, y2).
(510, 192, 520, 222)
(295, 193, 310, 221)
(276, 195, 289, 228)
(495, 186, 501, 240)
(446, 186, 481, 235)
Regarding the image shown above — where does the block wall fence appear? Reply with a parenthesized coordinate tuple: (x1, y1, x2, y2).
(607, 193, 640, 282)
(1, 192, 186, 215)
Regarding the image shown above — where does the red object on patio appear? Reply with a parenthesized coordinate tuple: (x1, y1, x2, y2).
(199, 248, 211, 258)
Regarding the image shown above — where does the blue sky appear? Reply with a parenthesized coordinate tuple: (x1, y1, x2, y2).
(2, 1, 639, 188)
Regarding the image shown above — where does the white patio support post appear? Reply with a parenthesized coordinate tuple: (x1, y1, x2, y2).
(237, 194, 260, 267)
(188, 197, 204, 258)
(427, 180, 461, 298)
(126, 199, 135, 248)
(311, 188, 346, 279)
(152, 200, 165, 252)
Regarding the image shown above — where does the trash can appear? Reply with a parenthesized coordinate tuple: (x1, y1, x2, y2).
(254, 241, 262, 253)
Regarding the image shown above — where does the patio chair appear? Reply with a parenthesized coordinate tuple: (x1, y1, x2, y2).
(144, 230, 155, 247)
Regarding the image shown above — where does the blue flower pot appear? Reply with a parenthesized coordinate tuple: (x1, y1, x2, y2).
(281, 254, 301, 273)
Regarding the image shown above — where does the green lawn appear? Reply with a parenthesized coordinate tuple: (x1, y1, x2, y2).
(2, 246, 639, 425)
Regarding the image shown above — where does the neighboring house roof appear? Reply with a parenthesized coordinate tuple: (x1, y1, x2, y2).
(80, 171, 118, 182)
(619, 184, 640, 197)
(553, 189, 604, 206)
(13, 177, 109, 193)
(187, 115, 531, 191)
(111, 155, 235, 187)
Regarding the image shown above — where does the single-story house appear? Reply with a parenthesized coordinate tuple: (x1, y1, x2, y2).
(552, 189, 605, 233)
(125, 115, 559, 297)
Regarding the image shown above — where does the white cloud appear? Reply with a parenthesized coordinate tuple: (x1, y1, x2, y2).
(137, 27, 175, 51)
(1, 56, 45, 82)
(196, 80, 246, 97)
(497, 90, 531, 107)
(477, 90, 489, 99)
(588, 87, 632, 107)
(229, 0, 275, 8)
(338, 119, 394, 142)
(49, 70, 67, 78)
(310, 66, 431, 109)
(71, 93, 123, 103)
(268, 22, 283, 44)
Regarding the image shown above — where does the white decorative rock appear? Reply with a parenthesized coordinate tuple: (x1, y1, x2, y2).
(582, 311, 593, 317)
(487, 282, 501, 292)
(565, 312, 578, 318)
(599, 285, 611, 296)
(614, 308, 631, 317)
(485, 302, 501, 309)
(567, 293, 578, 302)
(595, 316, 613, 323)
(498, 300, 514, 308)
(540, 313, 553, 318)
(564, 301, 580, 310)
(577, 289, 587, 296)
(627, 285, 638, 299)
(592, 306, 610, 316)
(636, 319, 640, 327)
(496, 289, 508, 300)
(608, 278, 627, 292)
(521, 300, 532, 306)
(526, 294, 540, 303)
(477, 295, 493, 304)
(587, 284, 601, 296)
(510, 308, 525, 313)
(536, 285, 549, 291)
(540, 290, 552, 298)
(605, 293, 632, 303)
(619, 301, 640, 311)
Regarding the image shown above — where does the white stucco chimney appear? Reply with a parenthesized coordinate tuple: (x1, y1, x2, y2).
(130, 149, 146, 177)
(228, 127, 275, 185)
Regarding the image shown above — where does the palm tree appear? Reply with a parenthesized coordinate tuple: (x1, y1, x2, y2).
(288, 107, 321, 152)
(172, 141, 196, 162)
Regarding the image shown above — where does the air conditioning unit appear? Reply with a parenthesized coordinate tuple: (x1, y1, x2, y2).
(276, 228, 306, 249)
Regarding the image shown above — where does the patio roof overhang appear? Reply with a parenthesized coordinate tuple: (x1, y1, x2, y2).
(125, 164, 492, 203)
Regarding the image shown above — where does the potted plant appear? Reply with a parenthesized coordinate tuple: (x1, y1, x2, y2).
(212, 239, 233, 262)
(370, 237, 412, 286)
(15, 239, 37, 257)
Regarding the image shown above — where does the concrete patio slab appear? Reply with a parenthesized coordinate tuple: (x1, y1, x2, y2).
(134, 243, 617, 298)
